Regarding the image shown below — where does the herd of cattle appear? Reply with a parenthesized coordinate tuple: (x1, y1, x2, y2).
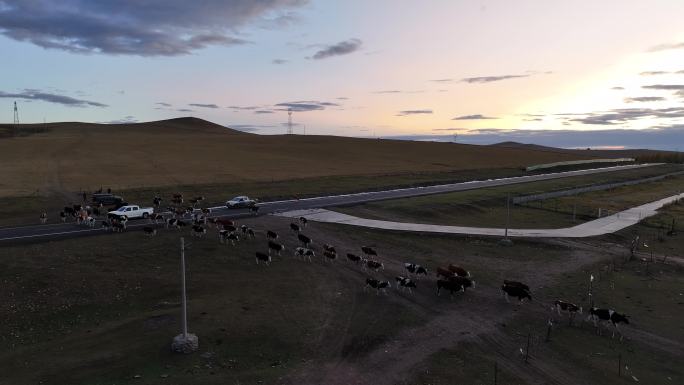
(45, 195, 631, 341)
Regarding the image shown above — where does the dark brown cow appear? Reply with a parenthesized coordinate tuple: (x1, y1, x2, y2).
(436, 267, 455, 279)
(447, 264, 470, 277)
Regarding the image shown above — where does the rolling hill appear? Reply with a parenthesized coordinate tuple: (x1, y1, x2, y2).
(0, 117, 648, 197)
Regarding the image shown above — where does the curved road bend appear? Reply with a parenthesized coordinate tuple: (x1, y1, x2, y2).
(0, 163, 661, 243)
(277, 193, 684, 238)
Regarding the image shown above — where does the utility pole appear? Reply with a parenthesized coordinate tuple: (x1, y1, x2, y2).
(287, 108, 293, 135)
(171, 237, 199, 353)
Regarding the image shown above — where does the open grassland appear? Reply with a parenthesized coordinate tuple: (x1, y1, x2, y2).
(1, 207, 682, 384)
(0, 117, 619, 199)
(336, 164, 684, 229)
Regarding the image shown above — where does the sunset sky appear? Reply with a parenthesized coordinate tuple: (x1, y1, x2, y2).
(2, 1, 684, 147)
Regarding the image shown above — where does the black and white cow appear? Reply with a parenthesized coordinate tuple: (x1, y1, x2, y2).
(191, 225, 207, 237)
(553, 300, 582, 325)
(218, 230, 239, 245)
(246, 228, 256, 239)
(289, 223, 300, 233)
(176, 219, 188, 228)
(395, 276, 417, 293)
(166, 218, 179, 229)
(294, 247, 315, 262)
(297, 233, 312, 247)
(405, 263, 428, 277)
(361, 246, 377, 257)
(323, 250, 337, 262)
(266, 230, 279, 240)
(268, 240, 285, 256)
(240, 225, 248, 234)
(365, 260, 384, 271)
(249, 205, 260, 215)
(299, 216, 308, 227)
(501, 284, 531, 303)
(153, 196, 163, 208)
(346, 253, 362, 264)
(60, 211, 66, 222)
(101, 220, 112, 231)
(143, 226, 157, 236)
(148, 213, 165, 224)
(85, 216, 96, 228)
(112, 222, 126, 233)
(323, 244, 336, 254)
(587, 307, 629, 339)
(365, 278, 390, 295)
(255, 252, 271, 265)
(39, 212, 47, 224)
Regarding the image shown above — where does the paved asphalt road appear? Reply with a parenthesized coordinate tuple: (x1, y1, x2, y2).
(0, 163, 659, 243)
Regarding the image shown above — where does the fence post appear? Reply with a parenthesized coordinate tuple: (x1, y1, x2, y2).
(525, 331, 531, 363)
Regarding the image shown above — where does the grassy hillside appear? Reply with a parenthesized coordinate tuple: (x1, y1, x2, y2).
(0, 117, 612, 197)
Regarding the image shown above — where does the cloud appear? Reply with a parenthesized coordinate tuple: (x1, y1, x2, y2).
(461, 74, 530, 83)
(228, 105, 261, 111)
(311, 38, 362, 60)
(156, 102, 172, 107)
(99, 115, 137, 124)
(642, 84, 684, 91)
(648, 42, 684, 52)
(373, 90, 402, 94)
(611, 86, 625, 90)
(0, 89, 107, 107)
(272, 59, 288, 64)
(432, 128, 462, 131)
(0, 0, 306, 56)
(452, 114, 497, 120)
(254, 110, 274, 114)
(274, 100, 338, 112)
(430, 79, 453, 83)
(189, 103, 219, 109)
(623, 96, 666, 103)
(677, 70, 684, 74)
(569, 107, 684, 125)
(396, 109, 433, 116)
(640, 71, 669, 76)
(177, 108, 194, 112)
(336, 97, 349, 100)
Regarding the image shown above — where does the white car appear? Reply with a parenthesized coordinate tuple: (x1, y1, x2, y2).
(225, 196, 257, 208)
(107, 205, 154, 219)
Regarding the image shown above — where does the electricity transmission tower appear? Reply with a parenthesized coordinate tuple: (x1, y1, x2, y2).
(13, 101, 19, 125)
(12, 101, 19, 137)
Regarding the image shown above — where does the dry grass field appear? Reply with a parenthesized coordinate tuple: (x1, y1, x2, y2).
(0, 117, 617, 198)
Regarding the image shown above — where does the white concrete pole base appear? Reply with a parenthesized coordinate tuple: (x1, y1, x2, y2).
(171, 333, 199, 353)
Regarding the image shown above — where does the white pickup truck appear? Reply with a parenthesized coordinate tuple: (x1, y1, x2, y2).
(107, 205, 154, 219)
